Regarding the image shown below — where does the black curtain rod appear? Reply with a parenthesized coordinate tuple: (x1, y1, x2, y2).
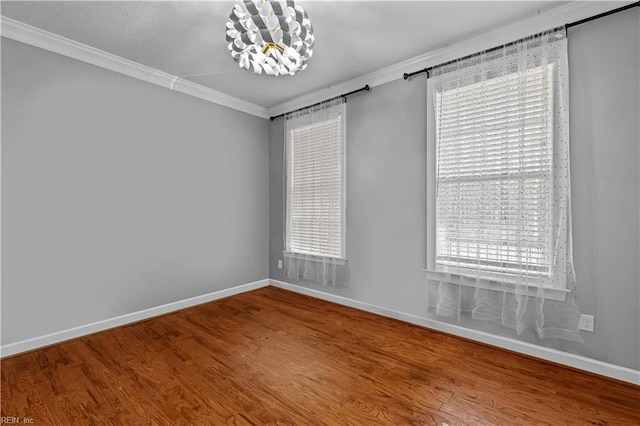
(402, 1, 640, 81)
(403, 68, 429, 80)
(269, 85, 370, 121)
(565, 0, 639, 29)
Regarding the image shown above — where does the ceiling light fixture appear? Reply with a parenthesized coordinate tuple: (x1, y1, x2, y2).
(225, 0, 314, 76)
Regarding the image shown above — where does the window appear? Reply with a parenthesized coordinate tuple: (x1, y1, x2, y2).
(426, 31, 572, 298)
(425, 29, 580, 339)
(285, 99, 346, 260)
(435, 65, 554, 281)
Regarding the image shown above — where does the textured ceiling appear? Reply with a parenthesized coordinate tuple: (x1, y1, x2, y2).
(1, 1, 566, 108)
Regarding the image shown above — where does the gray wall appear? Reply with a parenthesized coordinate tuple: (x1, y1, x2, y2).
(567, 10, 639, 370)
(2, 38, 269, 345)
(269, 9, 639, 370)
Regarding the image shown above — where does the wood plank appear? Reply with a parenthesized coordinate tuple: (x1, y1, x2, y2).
(2, 286, 638, 425)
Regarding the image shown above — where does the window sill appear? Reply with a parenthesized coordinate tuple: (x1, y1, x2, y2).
(283, 251, 347, 265)
(422, 269, 569, 302)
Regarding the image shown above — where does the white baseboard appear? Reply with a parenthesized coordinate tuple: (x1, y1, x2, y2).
(269, 279, 640, 386)
(3, 277, 637, 385)
(0, 279, 270, 358)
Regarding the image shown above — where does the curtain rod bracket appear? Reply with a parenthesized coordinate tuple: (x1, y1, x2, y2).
(403, 68, 429, 81)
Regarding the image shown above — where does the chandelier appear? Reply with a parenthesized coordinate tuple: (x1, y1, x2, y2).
(225, 0, 314, 76)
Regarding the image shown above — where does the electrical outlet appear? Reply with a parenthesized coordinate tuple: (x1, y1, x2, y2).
(579, 314, 594, 332)
(277, 259, 283, 269)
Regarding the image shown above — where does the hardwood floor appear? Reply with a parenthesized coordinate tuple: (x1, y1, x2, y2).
(1, 286, 638, 425)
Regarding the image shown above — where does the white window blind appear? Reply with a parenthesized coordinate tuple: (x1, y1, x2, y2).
(435, 65, 554, 279)
(285, 99, 345, 259)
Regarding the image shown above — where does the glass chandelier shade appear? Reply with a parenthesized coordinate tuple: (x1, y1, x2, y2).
(226, 0, 314, 76)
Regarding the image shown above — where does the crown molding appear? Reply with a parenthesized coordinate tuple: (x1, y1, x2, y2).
(0, 16, 269, 119)
(2, 2, 634, 120)
(267, 1, 637, 118)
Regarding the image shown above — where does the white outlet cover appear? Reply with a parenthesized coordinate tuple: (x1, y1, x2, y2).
(579, 314, 594, 332)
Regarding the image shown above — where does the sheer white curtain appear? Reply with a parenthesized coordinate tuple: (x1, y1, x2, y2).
(283, 97, 348, 286)
(425, 28, 582, 342)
